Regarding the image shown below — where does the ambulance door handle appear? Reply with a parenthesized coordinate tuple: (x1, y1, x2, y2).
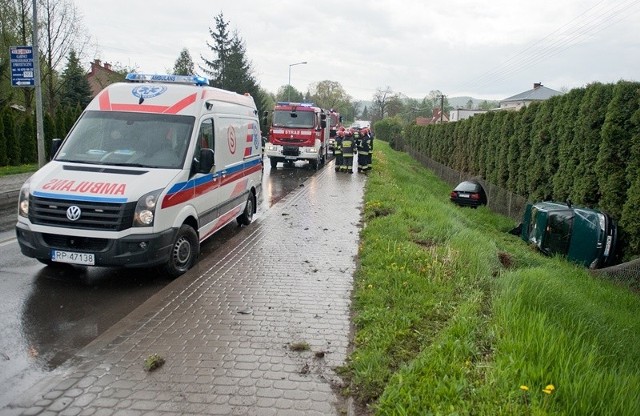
(221, 170, 227, 178)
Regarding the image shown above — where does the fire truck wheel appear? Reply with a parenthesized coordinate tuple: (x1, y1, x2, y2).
(164, 224, 199, 278)
(237, 193, 254, 226)
(270, 158, 278, 169)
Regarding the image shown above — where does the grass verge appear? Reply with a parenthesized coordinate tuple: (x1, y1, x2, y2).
(0, 164, 37, 176)
(344, 141, 640, 415)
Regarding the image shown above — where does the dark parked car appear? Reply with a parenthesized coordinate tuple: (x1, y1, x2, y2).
(519, 201, 617, 269)
(450, 180, 487, 208)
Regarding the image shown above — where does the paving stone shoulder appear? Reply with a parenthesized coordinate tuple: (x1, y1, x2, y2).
(4, 163, 365, 416)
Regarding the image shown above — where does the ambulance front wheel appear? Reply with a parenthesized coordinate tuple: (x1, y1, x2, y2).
(270, 158, 278, 169)
(164, 224, 199, 278)
(237, 192, 254, 226)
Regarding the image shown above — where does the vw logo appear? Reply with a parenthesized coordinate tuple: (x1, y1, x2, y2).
(66, 206, 82, 221)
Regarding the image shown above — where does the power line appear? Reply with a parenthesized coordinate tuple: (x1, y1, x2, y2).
(455, 0, 640, 93)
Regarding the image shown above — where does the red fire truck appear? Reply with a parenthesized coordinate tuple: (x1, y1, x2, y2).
(264, 102, 329, 169)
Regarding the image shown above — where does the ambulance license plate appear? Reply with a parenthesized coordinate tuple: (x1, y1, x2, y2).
(51, 250, 95, 265)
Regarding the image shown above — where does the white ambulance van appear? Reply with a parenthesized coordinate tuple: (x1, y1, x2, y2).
(16, 74, 263, 277)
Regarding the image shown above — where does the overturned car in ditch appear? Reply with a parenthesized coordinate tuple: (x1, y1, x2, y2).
(518, 201, 618, 269)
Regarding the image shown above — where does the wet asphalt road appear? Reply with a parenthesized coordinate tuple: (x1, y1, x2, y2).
(0, 158, 324, 409)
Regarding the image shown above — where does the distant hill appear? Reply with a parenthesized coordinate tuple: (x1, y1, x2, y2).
(354, 97, 499, 113)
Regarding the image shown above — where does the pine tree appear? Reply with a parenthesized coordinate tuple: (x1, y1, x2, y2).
(3, 108, 19, 165)
(515, 103, 539, 197)
(595, 80, 639, 220)
(44, 112, 55, 158)
(19, 114, 36, 164)
(55, 106, 66, 138)
(619, 95, 640, 256)
(200, 12, 264, 130)
(527, 99, 554, 200)
(0, 111, 7, 166)
(173, 48, 195, 75)
(506, 110, 523, 193)
(552, 88, 585, 200)
(571, 82, 613, 205)
(59, 50, 92, 110)
(201, 12, 231, 88)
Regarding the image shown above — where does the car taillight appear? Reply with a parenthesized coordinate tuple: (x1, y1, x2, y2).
(450, 191, 457, 198)
(470, 193, 480, 200)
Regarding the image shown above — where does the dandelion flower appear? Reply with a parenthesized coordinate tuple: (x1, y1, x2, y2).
(542, 384, 555, 395)
(520, 385, 529, 391)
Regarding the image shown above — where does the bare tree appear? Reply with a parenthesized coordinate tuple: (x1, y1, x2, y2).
(371, 86, 398, 121)
(38, 0, 90, 112)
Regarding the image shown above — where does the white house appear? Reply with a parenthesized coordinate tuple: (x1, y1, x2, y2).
(499, 82, 563, 110)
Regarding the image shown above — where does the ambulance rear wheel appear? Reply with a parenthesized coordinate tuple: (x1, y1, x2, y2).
(165, 224, 199, 278)
(237, 192, 254, 226)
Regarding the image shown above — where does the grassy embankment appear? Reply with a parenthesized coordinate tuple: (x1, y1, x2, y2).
(344, 140, 640, 415)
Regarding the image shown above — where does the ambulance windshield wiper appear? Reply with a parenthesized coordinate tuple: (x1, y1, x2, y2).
(106, 162, 148, 167)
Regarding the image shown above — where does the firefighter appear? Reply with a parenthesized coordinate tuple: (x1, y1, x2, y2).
(334, 129, 344, 172)
(357, 128, 371, 172)
(368, 128, 374, 171)
(341, 129, 355, 173)
(352, 128, 361, 152)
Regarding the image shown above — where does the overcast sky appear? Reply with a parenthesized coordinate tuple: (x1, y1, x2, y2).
(76, 0, 640, 101)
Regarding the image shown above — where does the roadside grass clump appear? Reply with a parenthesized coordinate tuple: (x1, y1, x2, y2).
(346, 141, 640, 415)
(0, 164, 37, 176)
(289, 341, 311, 352)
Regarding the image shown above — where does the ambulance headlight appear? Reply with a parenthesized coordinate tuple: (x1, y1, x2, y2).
(266, 144, 277, 151)
(134, 189, 163, 227)
(306, 147, 317, 153)
(18, 178, 32, 218)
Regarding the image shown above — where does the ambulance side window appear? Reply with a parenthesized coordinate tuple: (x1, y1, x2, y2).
(196, 119, 215, 171)
(197, 119, 215, 150)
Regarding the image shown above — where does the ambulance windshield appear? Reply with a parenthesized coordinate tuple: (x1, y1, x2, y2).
(55, 111, 195, 169)
(272, 110, 315, 128)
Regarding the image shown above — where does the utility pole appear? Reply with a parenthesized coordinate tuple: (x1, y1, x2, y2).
(439, 94, 445, 123)
(32, 0, 45, 167)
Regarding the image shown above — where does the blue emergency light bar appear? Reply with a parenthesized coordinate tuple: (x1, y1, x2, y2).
(125, 73, 209, 86)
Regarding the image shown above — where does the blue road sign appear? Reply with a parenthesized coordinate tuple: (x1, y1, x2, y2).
(10, 46, 35, 87)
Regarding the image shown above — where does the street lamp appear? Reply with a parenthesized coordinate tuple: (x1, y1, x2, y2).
(288, 61, 307, 102)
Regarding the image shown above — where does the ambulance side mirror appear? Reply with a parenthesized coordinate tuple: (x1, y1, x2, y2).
(195, 148, 215, 173)
(50, 138, 62, 160)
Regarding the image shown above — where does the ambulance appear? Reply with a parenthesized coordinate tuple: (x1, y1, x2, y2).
(15, 74, 263, 278)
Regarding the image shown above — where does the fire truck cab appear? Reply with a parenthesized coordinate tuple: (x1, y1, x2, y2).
(264, 102, 329, 169)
